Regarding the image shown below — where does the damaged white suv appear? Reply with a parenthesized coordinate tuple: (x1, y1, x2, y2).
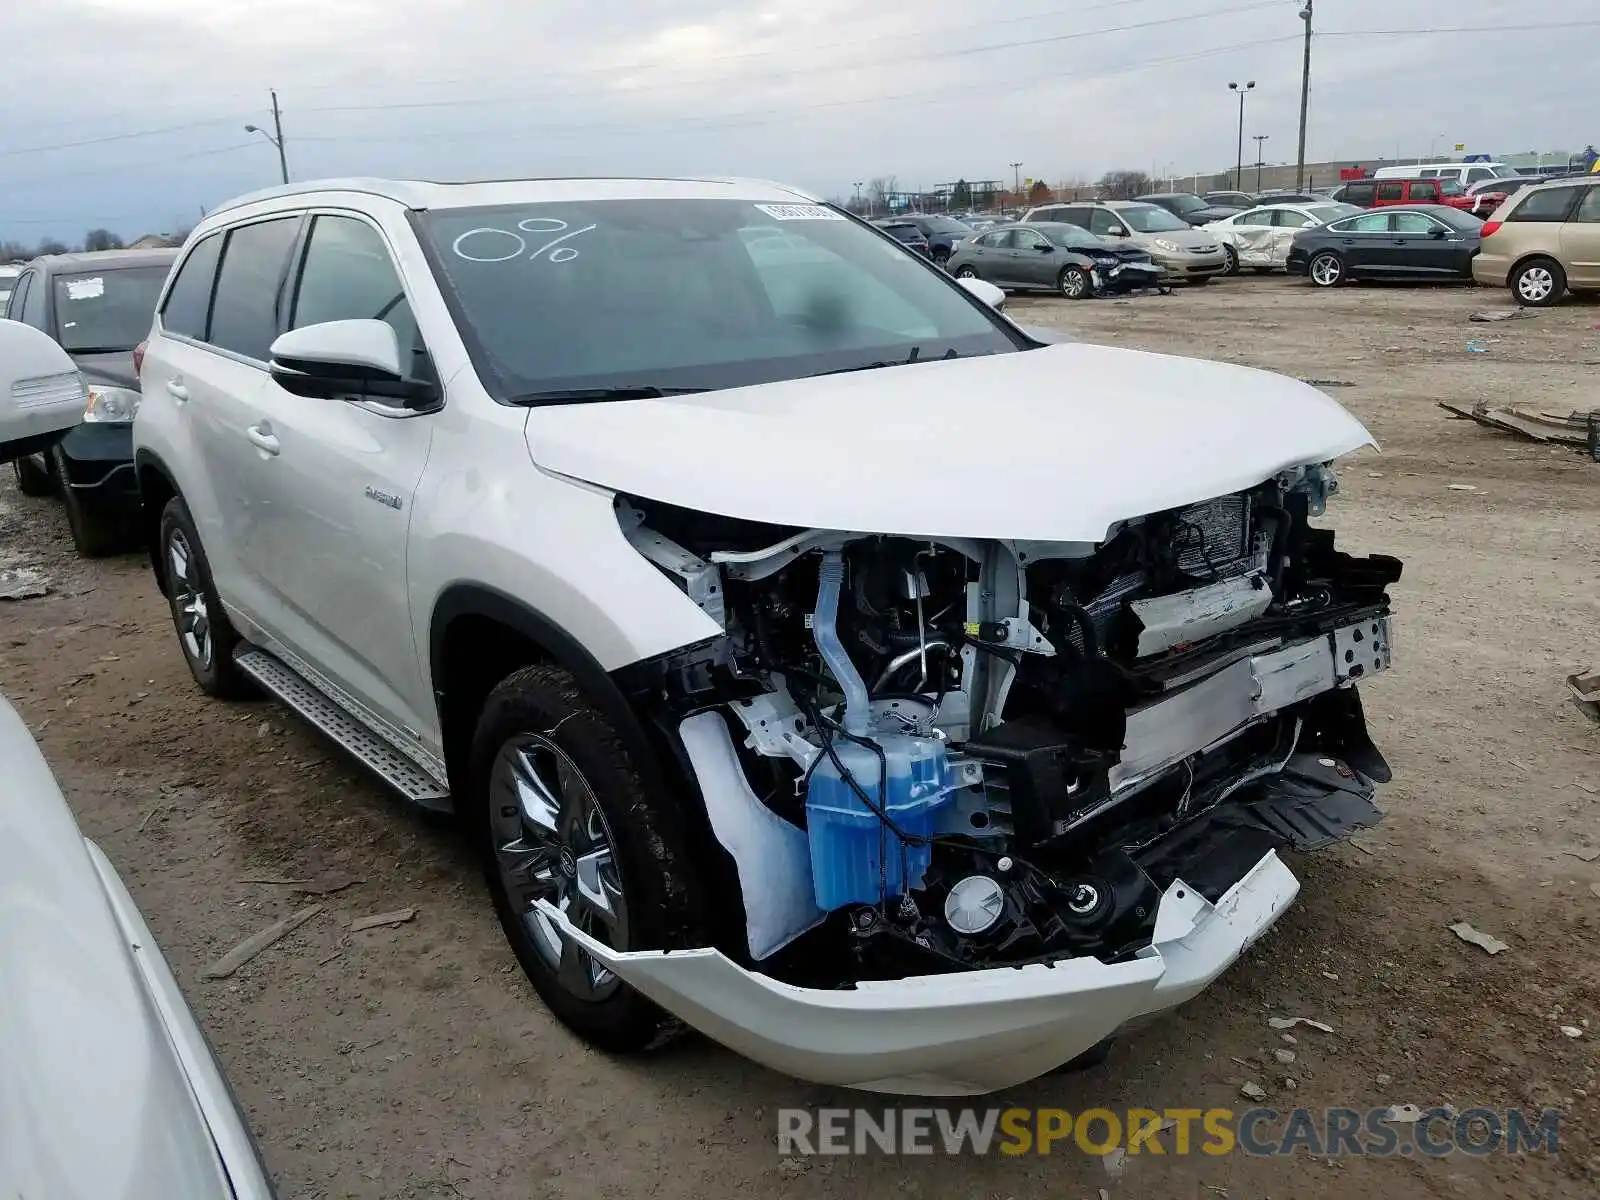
(133, 177, 1400, 1095)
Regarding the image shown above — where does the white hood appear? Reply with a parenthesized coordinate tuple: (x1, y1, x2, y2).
(522, 343, 1373, 543)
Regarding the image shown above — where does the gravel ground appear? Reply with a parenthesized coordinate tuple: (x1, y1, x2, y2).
(2, 275, 1597, 1199)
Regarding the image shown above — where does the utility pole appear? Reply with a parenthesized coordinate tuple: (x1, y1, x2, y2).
(270, 89, 288, 185)
(1253, 135, 1269, 189)
(1010, 161, 1022, 204)
(1295, 1, 1313, 191)
(1228, 81, 1255, 190)
(244, 89, 290, 185)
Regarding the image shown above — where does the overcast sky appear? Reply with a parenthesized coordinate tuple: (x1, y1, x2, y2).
(2, 0, 1591, 243)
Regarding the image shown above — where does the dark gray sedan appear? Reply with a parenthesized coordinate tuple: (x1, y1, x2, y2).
(946, 222, 1162, 298)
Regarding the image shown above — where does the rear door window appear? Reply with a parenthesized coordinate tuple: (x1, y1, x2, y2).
(207, 217, 303, 360)
(160, 233, 225, 340)
(1574, 188, 1600, 223)
(1466, 168, 1496, 184)
(1375, 182, 1405, 203)
(1509, 187, 1581, 222)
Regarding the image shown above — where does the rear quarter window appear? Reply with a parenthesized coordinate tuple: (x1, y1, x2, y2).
(160, 233, 225, 340)
(1508, 187, 1581, 222)
(1342, 183, 1376, 205)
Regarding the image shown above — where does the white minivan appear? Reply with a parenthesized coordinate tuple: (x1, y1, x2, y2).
(1372, 162, 1515, 187)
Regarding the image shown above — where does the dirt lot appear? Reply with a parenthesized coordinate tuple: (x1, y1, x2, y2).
(2, 276, 1597, 1199)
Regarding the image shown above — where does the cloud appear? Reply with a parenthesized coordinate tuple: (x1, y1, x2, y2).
(1, 0, 1589, 242)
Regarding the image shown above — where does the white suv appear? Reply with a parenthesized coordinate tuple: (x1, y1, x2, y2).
(133, 176, 1401, 1095)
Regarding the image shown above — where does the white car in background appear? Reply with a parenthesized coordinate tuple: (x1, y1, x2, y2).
(0, 318, 275, 1200)
(1204, 202, 1362, 274)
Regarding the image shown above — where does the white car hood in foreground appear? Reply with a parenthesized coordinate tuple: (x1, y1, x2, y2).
(0, 697, 263, 1199)
(523, 343, 1373, 542)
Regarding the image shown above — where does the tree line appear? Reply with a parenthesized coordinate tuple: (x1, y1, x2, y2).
(2, 226, 190, 263)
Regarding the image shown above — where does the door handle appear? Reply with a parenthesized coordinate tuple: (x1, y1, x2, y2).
(245, 423, 280, 456)
(165, 379, 189, 402)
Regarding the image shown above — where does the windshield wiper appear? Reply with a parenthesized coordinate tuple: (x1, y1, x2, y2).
(509, 384, 709, 405)
(809, 346, 959, 378)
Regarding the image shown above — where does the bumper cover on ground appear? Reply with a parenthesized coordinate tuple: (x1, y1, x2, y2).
(537, 849, 1300, 1096)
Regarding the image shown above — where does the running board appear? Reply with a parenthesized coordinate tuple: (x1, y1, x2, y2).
(235, 648, 452, 812)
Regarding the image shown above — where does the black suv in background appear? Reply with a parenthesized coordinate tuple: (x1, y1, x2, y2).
(4, 248, 176, 555)
(872, 213, 974, 265)
(1135, 192, 1246, 226)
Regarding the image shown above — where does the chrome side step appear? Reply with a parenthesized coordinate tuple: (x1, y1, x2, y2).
(235, 648, 452, 812)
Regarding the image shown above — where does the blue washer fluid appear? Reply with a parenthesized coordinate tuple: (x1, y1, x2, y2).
(806, 732, 955, 911)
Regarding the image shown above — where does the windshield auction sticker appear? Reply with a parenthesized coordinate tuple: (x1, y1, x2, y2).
(754, 204, 845, 221)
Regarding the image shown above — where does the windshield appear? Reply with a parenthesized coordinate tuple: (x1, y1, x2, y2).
(50, 266, 168, 353)
(1040, 224, 1106, 250)
(418, 199, 1020, 400)
(1118, 205, 1191, 233)
(1307, 203, 1362, 222)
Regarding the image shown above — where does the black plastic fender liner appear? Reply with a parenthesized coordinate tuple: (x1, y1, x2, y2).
(428, 584, 750, 961)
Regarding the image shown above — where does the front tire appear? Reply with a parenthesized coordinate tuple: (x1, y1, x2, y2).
(12, 453, 55, 497)
(1309, 251, 1345, 288)
(1058, 265, 1091, 299)
(1222, 245, 1240, 275)
(159, 496, 252, 698)
(932, 248, 950, 269)
(954, 264, 978, 279)
(470, 664, 706, 1053)
(1512, 258, 1565, 307)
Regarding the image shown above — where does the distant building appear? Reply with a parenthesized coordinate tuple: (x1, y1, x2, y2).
(127, 233, 171, 249)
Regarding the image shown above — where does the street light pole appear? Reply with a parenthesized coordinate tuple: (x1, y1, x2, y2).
(853, 181, 864, 212)
(1010, 161, 1022, 204)
(1295, 1, 1313, 191)
(1253, 134, 1269, 189)
(244, 88, 289, 185)
(1228, 81, 1255, 190)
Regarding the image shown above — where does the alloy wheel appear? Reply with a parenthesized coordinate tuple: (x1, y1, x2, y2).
(490, 734, 630, 1001)
(1060, 267, 1088, 299)
(166, 528, 213, 669)
(955, 265, 977, 278)
(1310, 254, 1342, 287)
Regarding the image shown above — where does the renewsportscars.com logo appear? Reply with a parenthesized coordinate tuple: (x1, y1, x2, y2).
(776, 1106, 1562, 1158)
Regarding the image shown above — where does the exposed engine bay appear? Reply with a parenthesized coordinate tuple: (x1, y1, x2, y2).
(615, 464, 1401, 987)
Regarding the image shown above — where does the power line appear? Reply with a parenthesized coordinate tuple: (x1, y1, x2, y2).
(1320, 18, 1600, 37)
(5, 143, 264, 189)
(289, 35, 1301, 147)
(0, 116, 247, 158)
(300, 0, 1170, 105)
(299, 0, 1285, 116)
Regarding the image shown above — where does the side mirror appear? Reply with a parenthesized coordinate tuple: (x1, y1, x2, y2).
(1429, 227, 1448, 239)
(0, 318, 86, 464)
(268, 319, 434, 407)
(1035, 242, 1055, 252)
(1101, 225, 1127, 237)
(956, 276, 1006, 311)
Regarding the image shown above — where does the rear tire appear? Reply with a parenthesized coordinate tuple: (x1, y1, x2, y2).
(1511, 258, 1565, 307)
(954, 265, 978, 279)
(932, 248, 950, 269)
(470, 664, 707, 1053)
(53, 446, 123, 557)
(158, 496, 253, 698)
(12, 453, 55, 497)
(1308, 251, 1345, 288)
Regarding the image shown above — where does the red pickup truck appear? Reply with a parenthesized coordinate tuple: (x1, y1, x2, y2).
(1331, 177, 1505, 215)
